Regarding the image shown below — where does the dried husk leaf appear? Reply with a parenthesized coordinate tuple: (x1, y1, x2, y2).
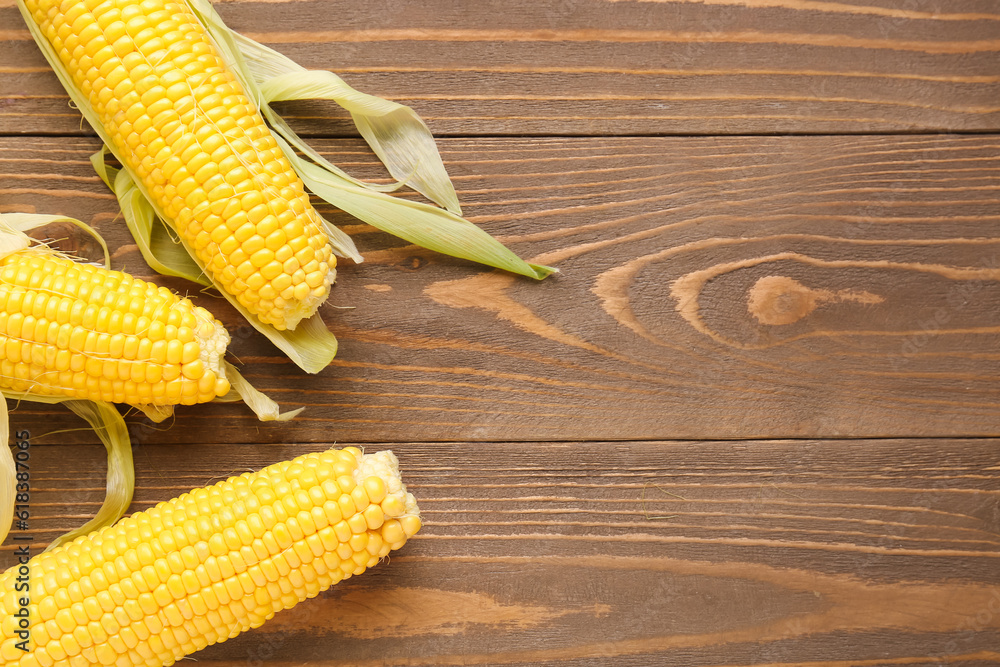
(0, 400, 14, 547)
(225, 362, 304, 422)
(47, 400, 135, 550)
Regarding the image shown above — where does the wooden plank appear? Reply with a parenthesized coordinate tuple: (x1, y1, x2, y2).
(2, 0, 999, 136)
(2, 133, 999, 441)
(3, 438, 998, 665)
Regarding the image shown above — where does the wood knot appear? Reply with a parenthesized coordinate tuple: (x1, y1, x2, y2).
(401, 256, 428, 271)
(748, 276, 820, 325)
(748, 275, 883, 326)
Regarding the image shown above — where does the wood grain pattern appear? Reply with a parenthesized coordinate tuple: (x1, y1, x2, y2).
(2, 0, 1000, 136)
(3, 439, 998, 665)
(2, 133, 999, 442)
(3, 5, 999, 663)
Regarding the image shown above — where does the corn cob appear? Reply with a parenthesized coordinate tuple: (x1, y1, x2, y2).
(21, 0, 335, 331)
(0, 447, 421, 666)
(0, 245, 230, 407)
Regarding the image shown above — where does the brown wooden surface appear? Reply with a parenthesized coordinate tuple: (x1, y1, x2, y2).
(3, 0, 1000, 136)
(4, 439, 1000, 665)
(3, 1, 1000, 665)
(3, 134, 1000, 442)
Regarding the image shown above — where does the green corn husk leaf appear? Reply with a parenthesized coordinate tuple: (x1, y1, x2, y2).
(225, 362, 304, 421)
(91, 149, 209, 285)
(258, 69, 462, 215)
(317, 215, 365, 265)
(234, 307, 338, 375)
(49, 400, 134, 550)
(283, 138, 557, 280)
(186, 0, 555, 280)
(189, 0, 460, 214)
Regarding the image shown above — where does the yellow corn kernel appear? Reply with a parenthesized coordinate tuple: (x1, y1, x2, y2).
(0, 248, 230, 407)
(24, 0, 336, 330)
(0, 449, 418, 667)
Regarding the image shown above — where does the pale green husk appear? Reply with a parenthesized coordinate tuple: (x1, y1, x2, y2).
(53, 400, 135, 549)
(17, 0, 554, 372)
(0, 400, 14, 550)
(225, 362, 304, 422)
(193, 3, 556, 280)
(91, 149, 209, 286)
(0, 213, 302, 546)
(0, 393, 134, 552)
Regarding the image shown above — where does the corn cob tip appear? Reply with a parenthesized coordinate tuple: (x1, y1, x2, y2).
(356, 449, 421, 523)
(277, 265, 336, 331)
